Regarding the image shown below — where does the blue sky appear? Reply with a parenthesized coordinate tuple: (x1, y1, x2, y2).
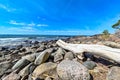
(0, 0, 120, 35)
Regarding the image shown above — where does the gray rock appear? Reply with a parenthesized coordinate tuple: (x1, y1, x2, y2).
(22, 53, 36, 62)
(32, 62, 57, 79)
(64, 52, 74, 60)
(34, 48, 53, 65)
(0, 61, 12, 76)
(107, 66, 120, 80)
(19, 63, 34, 79)
(2, 72, 21, 80)
(54, 48, 64, 62)
(12, 58, 30, 70)
(28, 74, 33, 80)
(83, 61, 96, 70)
(57, 60, 90, 80)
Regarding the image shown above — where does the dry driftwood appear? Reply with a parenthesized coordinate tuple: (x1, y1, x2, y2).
(56, 40, 120, 63)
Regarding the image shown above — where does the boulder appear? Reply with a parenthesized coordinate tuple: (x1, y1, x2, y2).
(2, 72, 21, 80)
(57, 60, 90, 80)
(54, 48, 64, 62)
(12, 58, 30, 70)
(0, 61, 12, 76)
(32, 62, 57, 79)
(34, 48, 53, 65)
(107, 66, 120, 80)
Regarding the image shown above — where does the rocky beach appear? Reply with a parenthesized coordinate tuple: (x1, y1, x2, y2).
(0, 34, 120, 80)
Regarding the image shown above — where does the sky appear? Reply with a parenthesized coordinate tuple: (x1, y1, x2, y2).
(0, 0, 120, 35)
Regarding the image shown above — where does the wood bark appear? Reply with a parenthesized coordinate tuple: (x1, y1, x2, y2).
(56, 40, 120, 63)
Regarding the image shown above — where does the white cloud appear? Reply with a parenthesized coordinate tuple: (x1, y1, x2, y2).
(0, 4, 16, 12)
(8, 20, 48, 27)
(37, 24, 48, 27)
(9, 20, 25, 25)
(8, 27, 36, 32)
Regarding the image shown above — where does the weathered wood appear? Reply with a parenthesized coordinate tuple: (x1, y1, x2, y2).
(56, 40, 120, 63)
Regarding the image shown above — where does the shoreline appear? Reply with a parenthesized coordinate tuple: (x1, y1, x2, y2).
(0, 34, 120, 80)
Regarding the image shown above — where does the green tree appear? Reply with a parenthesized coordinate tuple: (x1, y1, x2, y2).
(102, 30, 110, 40)
(102, 30, 110, 35)
(112, 20, 120, 29)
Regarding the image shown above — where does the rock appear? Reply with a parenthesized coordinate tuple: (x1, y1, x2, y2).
(54, 48, 64, 62)
(83, 61, 96, 70)
(0, 61, 12, 76)
(107, 66, 120, 80)
(12, 50, 19, 54)
(28, 74, 33, 80)
(64, 52, 74, 60)
(34, 48, 53, 65)
(20, 47, 26, 52)
(36, 47, 44, 52)
(32, 62, 57, 79)
(19, 63, 34, 79)
(12, 58, 30, 70)
(2, 72, 21, 80)
(22, 54, 36, 62)
(57, 60, 90, 80)
(45, 76, 52, 80)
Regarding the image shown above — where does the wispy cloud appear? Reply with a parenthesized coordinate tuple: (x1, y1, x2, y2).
(8, 27, 36, 32)
(0, 4, 16, 12)
(8, 20, 48, 27)
(42, 30, 100, 35)
(9, 20, 25, 25)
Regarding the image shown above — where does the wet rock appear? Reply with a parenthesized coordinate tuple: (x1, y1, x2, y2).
(20, 47, 26, 52)
(64, 52, 74, 60)
(34, 48, 53, 65)
(0, 47, 8, 51)
(107, 66, 120, 80)
(83, 61, 96, 70)
(54, 48, 65, 62)
(0, 61, 12, 77)
(57, 60, 90, 80)
(32, 62, 57, 79)
(2, 71, 21, 80)
(22, 54, 36, 62)
(12, 58, 30, 70)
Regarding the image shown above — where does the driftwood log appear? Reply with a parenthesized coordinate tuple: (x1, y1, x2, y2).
(56, 40, 120, 63)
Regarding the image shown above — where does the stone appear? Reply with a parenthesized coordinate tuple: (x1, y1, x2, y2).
(12, 58, 30, 70)
(34, 48, 53, 65)
(0, 61, 12, 76)
(2, 72, 21, 80)
(107, 66, 120, 80)
(19, 63, 34, 79)
(45, 76, 52, 80)
(12, 50, 19, 54)
(22, 53, 36, 62)
(64, 52, 74, 60)
(54, 48, 64, 62)
(83, 61, 96, 70)
(32, 62, 57, 79)
(57, 60, 90, 80)
(28, 74, 33, 80)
